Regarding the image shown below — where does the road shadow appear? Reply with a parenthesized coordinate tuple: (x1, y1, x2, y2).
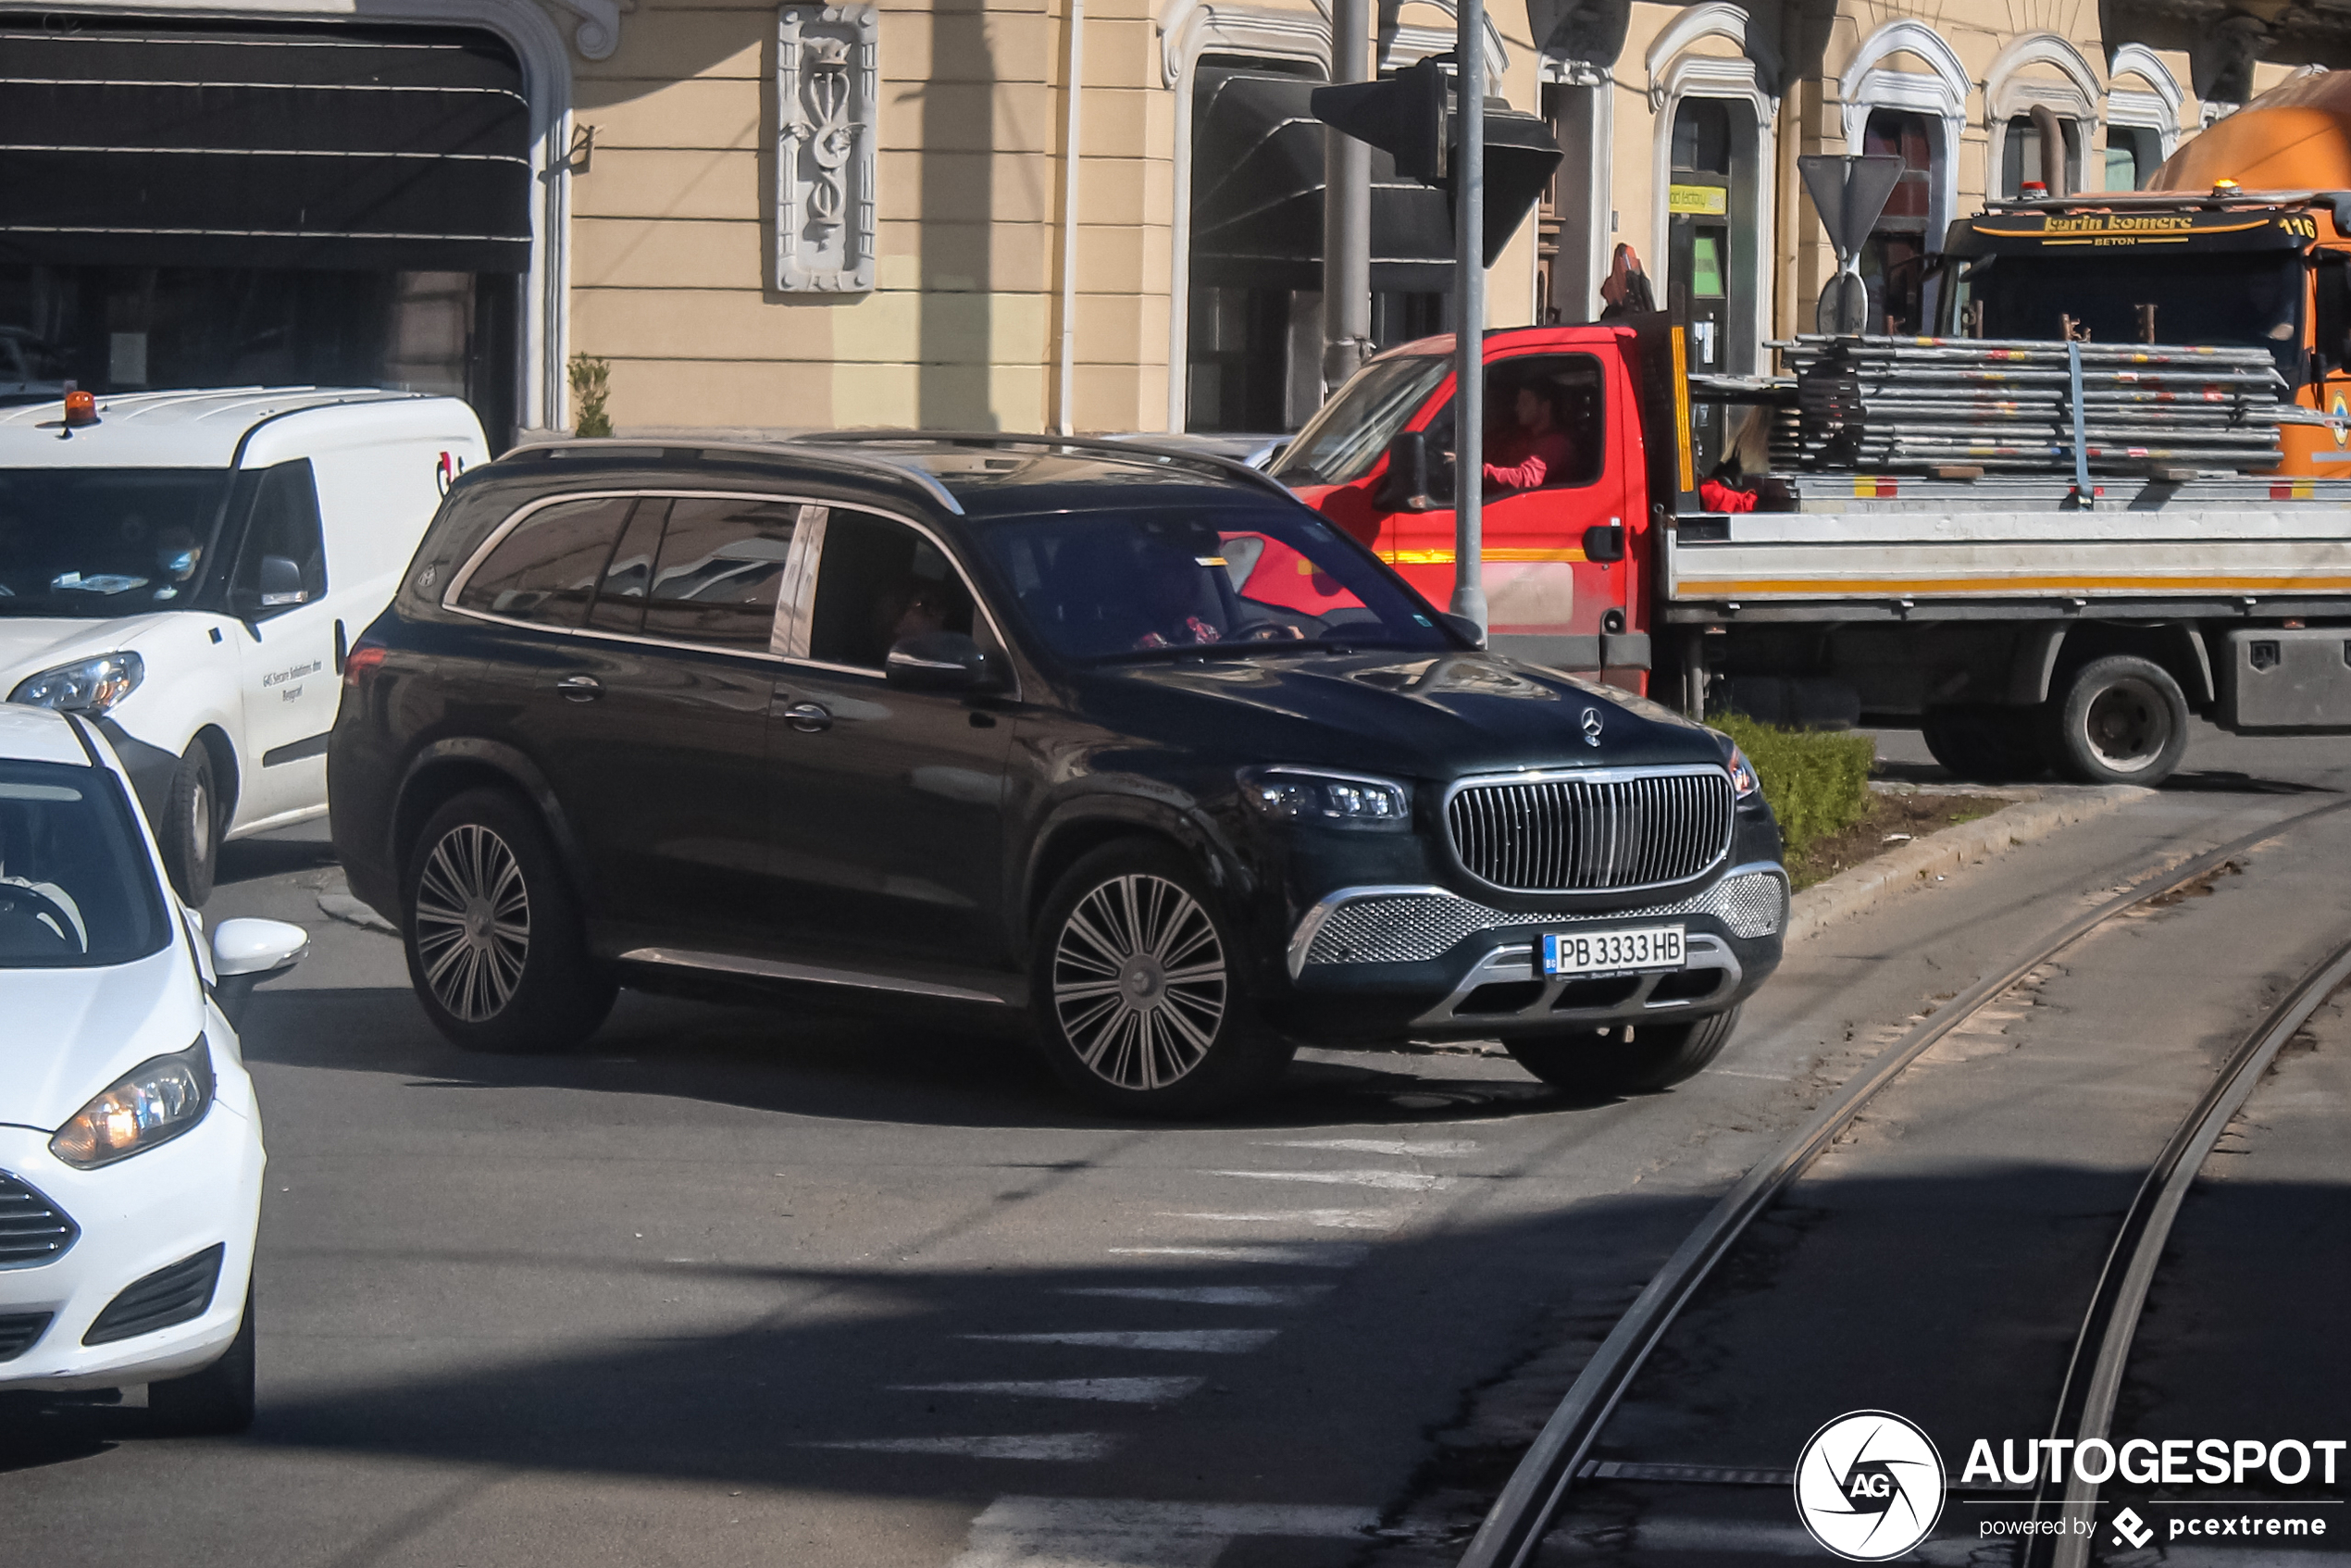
(216, 830, 340, 889)
(232, 986, 1611, 1134)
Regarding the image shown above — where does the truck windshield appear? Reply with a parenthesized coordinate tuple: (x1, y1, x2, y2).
(0, 469, 232, 616)
(976, 504, 1455, 663)
(1275, 355, 1449, 487)
(1964, 253, 2306, 380)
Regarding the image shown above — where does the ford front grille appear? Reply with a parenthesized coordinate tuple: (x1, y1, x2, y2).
(1445, 766, 1735, 893)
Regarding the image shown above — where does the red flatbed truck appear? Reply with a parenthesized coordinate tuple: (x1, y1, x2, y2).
(1269, 319, 2351, 787)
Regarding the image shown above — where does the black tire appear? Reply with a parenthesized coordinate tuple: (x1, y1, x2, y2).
(402, 788, 616, 1053)
(147, 1279, 255, 1436)
(157, 740, 220, 905)
(1031, 840, 1295, 1116)
(1918, 704, 2048, 783)
(1504, 1006, 1742, 1095)
(2044, 654, 2191, 786)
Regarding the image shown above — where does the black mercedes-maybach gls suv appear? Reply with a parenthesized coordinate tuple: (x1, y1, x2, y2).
(330, 433, 1785, 1114)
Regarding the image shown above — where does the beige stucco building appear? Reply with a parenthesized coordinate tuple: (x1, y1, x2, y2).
(0, 0, 2334, 444)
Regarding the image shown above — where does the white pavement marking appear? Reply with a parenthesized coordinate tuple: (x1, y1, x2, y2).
(1209, 1168, 1450, 1191)
(960, 1329, 1280, 1352)
(1109, 1244, 1370, 1267)
(1058, 1285, 1332, 1307)
(890, 1378, 1203, 1405)
(1262, 1138, 1479, 1157)
(947, 1496, 1377, 1568)
(803, 1434, 1117, 1461)
(1159, 1210, 1393, 1229)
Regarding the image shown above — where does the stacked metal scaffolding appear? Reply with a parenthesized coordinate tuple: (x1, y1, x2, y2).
(1780, 335, 2289, 474)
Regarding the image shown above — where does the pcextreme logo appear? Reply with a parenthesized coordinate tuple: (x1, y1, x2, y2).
(1793, 1411, 1947, 1561)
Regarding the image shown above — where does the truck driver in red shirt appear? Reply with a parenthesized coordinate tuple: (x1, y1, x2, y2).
(1482, 381, 1575, 492)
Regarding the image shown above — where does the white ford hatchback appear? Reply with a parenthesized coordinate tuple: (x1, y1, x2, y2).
(0, 703, 305, 1431)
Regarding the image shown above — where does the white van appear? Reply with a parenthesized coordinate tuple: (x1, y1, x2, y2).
(0, 389, 489, 902)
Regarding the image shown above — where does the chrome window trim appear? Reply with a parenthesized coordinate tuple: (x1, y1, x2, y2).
(1438, 762, 1738, 898)
(1285, 860, 1786, 978)
(440, 490, 1016, 699)
(616, 945, 1015, 1006)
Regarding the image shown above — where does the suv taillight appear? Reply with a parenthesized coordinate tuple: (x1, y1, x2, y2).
(342, 644, 388, 692)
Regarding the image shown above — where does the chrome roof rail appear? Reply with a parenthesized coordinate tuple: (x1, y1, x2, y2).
(499, 436, 966, 516)
(798, 429, 1301, 504)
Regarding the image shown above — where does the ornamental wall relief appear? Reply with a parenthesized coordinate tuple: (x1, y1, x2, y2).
(776, 3, 878, 292)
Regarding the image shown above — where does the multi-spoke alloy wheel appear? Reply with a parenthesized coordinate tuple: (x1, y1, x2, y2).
(1031, 841, 1291, 1113)
(402, 789, 614, 1053)
(413, 823, 531, 1021)
(1051, 872, 1228, 1091)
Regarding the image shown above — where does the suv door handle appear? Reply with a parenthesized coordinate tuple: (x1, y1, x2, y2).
(782, 701, 832, 733)
(555, 675, 603, 702)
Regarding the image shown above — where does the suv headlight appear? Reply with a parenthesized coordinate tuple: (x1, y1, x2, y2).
(1239, 766, 1413, 829)
(49, 1039, 213, 1169)
(1706, 730, 1762, 800)
(10, 652, 144, 715)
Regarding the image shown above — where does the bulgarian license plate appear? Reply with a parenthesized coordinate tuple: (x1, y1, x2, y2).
(1542, 925, 1686, 977)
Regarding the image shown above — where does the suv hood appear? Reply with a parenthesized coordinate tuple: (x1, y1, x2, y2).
(0, 940, 205, 1132)
(0, 613, 175, 684)
(1087, 649, 1725, 778)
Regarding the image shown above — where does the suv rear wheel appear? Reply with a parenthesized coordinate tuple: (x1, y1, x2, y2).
(403, 788, 615, 1053)
(1504, 1006, 1742, 1095)
(1033, 841, 1294, 1115)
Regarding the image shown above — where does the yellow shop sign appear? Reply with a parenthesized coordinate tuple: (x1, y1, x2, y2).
(1668, 184, 1727, 216)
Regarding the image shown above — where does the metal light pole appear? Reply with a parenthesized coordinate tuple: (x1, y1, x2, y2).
(1450, 0, 1486, 630)
(1321, 0, 1371, 395)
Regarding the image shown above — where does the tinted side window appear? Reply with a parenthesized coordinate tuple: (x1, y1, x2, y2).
(807, 511, 976, 668)
(230, 459, 327, 615)
(587, 498, 665, 636)
(455, 496, 634, 628)
(641, 497, 799, 649)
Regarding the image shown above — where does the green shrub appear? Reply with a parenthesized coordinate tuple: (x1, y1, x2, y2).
(567, 353, 614, 438)
(1710, 713, 1875, 860)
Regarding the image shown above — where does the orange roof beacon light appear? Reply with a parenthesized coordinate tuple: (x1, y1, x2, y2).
(2212, 179, 2242, 194)
(62, 387, 97, 428)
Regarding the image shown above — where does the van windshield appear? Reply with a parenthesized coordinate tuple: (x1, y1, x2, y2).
(1275, 355, 1449, 487)
(0, 469, 232, 616)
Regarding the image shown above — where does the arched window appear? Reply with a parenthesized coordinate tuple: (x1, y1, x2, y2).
(1861, 110, 1933, 333)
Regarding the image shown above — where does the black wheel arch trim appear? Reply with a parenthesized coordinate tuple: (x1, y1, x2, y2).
(1019, 790, 1257, 961)
(391, 739, 600, 910)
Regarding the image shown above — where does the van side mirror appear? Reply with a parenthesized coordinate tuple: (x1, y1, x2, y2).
(233, 554, 308, 617)
(886, 630, 997, 692)
(1377, 430, 1446, 512)
(1583, 522, 1625, 562)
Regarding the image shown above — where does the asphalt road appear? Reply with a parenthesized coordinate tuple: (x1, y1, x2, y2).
(4, 720, 2346, 1568)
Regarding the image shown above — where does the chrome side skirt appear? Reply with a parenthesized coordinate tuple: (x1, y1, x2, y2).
(616, 946, 1018, 1006)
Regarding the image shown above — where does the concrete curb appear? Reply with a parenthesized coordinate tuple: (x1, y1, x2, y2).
(1785, 785, 2154, 945)
(317, 889, 398, 936)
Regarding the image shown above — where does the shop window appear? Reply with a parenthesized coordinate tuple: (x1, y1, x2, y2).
(2000, 115, 2079, 197)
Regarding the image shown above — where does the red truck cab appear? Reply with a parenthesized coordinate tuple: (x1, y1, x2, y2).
(1272, 325, 1680, 694)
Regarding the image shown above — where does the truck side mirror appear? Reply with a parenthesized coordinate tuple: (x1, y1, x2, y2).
(1377, 430, 1442, 512)
(1583, 522, 1625, 562)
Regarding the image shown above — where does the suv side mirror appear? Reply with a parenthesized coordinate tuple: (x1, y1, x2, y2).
(1436, 611, 1486, 648)
(1377, 430, 1447, 512)
(887, 630, 997, 692)
(1583, 522, 1625, 563)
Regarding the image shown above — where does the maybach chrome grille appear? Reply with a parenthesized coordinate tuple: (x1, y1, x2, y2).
(1445, 768, 1735, 893)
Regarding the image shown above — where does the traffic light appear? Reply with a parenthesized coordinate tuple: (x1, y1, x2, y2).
(1311, 55, 1563, 268)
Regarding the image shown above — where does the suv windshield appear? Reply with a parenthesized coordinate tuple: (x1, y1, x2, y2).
(0, 468, 233, 615)
(976, 504, 1455, 663)
(0, 758, 170, 968)
(1275, 355, 1449, 487)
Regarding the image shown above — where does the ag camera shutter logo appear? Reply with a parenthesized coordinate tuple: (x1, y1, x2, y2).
(1794, 1410, 1947, 1561)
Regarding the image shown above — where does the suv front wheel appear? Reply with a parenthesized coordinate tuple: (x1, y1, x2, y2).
(403, 788, 615, 1053)
(1032, 841, 1293, 1115)
(1504, 1005, 1741, 1095)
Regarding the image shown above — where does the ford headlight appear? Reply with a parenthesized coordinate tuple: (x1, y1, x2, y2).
(49, 1039, 213, 1169)
(11, 652, 144, 715)
(1240, 766, 1412, 829)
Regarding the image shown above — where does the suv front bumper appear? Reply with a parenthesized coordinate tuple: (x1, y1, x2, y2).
(1274, 863, 1787, 1042)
